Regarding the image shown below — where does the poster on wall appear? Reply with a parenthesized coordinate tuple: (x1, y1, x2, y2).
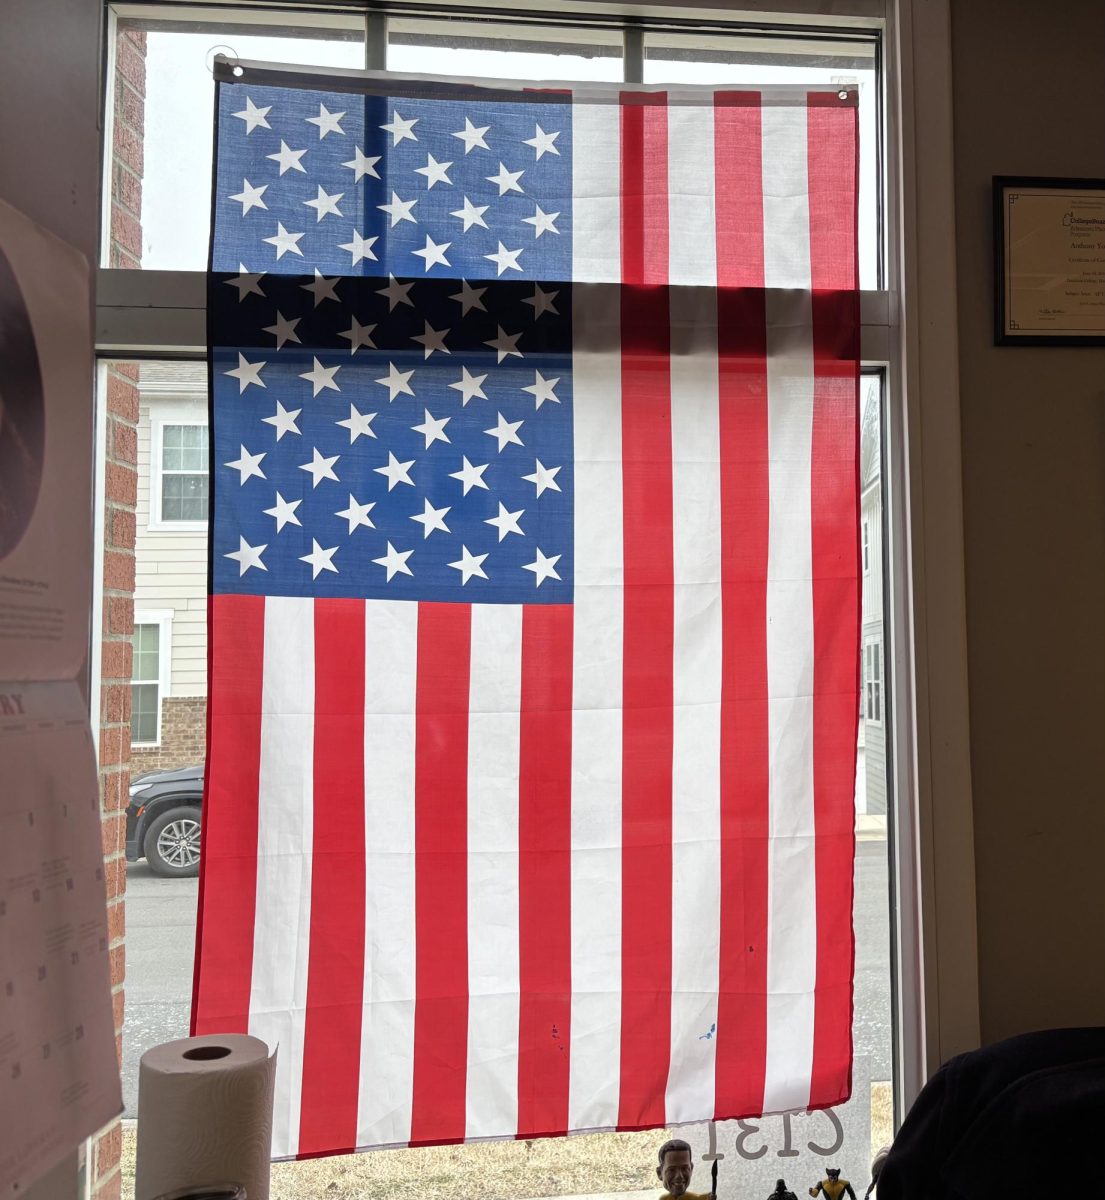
(0, 681, 122, 1195)
(0, 198, 94, 681)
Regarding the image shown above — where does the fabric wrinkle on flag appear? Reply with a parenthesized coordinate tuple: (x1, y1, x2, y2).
(193, 63, 861, 1161)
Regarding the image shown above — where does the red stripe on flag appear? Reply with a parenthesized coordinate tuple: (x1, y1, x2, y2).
(410, 602, 472, 1146)
(712, 92, 771, 1120)
(807, 93, 860, 1110)
(517, 603, 574, 1137)
(618, 89, 674, 1130)
(192, 593, 264, 1034)
(299, 599, 368, 1155)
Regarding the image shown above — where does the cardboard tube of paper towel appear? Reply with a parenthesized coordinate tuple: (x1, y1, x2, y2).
(135, 1035, 276, 1200)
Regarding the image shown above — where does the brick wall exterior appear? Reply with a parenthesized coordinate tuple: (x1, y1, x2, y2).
(132, 696, 208, 773)
(94, 26, 146, 1200)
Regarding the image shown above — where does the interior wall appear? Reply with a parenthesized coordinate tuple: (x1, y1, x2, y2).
(951, 0, 1105, 1042)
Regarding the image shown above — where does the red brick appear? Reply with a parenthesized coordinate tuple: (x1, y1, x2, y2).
(101, 812, 125, 859)
(99, 726, 131, 771)
(110, 508, 136, 550)
(114, 362, 140, 382)
(107, 596, 134, 637)
(112, 422, 138, 468)
(100, 637, 133, 682)
(124, 28, 147, 51)
(115, 163, 142, 217)
(115, 81, 145, 138)
(112, 121, 144, 180)
(104, 857, 127, 900)
(115, 37, 147, 97)
(115, 1031, 124, 1071)
(112, 987, 125, 1034)
(95, 1122, 122, 1176)
(103, 548, 136, 594)
(108, 943, 125, 981)
(101, 685, 133, 734)
(110, 206, 142, 257)
(93, 1170, 122, 1200)
(107, 900, 125, 946)
(105, 462, 137, 507)
(106, 373, 139, 422)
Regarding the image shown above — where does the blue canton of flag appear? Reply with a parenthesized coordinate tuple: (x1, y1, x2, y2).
(210, 81, 575, 604)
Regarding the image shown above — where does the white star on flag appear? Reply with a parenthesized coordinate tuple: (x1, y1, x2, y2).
(381, 110, 419, 145)
(304, 185, 343, 221)
(300, 539, 339, 578)
(299, 448, 340, 488)
(523, 205, 560, 237)
(263, 492, 302, 531)
(301, 269, 340, 306)
(411, 321, 450, 359)
(522, 458, 562, 496)
(411, 409, 451, 448)
(485, 502, 525, 541)
(230, 179, 268, 214)
(232, 97, 271, 133)
(266, 140, 307, 175)
(523, 370, 560, 408)
(306, 103, 345, 138)
(225, 352, 266, 392)
(452, 117, 490, 153)
(412, 235, 451, 271)
(378, 192, 419, 226)
(337, 230, 379, 266)
(342, 147, 381, 180)
(262, 400, 301, 440)
(338, 316, 376, 353)
(523, 124, 561, 159)
(263, 311, 301, 349)
(375, 362, 415, 400)
(335, 495, 376, 533)
(299, 357, 341, 396)
(263, 222, 304, 259)
(373, 541, 414, 581)
(415, 153, 453, 188)
(335, 404, 377, 443)
(485, 242, 524, 275)
(449, 366, 488, 405)
(449, 456, 490, 494)
(523, 285, 559, 319)
(450, 197, 490, 232)
(523, 548, 562, 586)
(451, 280, 487, 314)
(485, 325, 523, 363)
(225, 536, 268, 575)
(485, 412, 524, 452)
(374, 451, 416, 490)
(410, 498, 451, 538)
(225, 445, 266, 484)
(379, 274, 415, 311)
(486, 162, 524, 196)
(226, 265, 265, 301)
(448, 545, 490, 585)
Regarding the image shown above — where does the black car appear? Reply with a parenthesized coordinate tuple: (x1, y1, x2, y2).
(125, 765, 203, 877)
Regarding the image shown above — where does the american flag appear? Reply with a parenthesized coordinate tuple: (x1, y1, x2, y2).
(193, 63, 861, 1162)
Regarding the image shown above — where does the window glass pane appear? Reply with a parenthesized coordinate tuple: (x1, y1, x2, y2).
(387, 19, 623, 82)
(131, 681, 159, 743)
(132, 624, 160, 682)
(162, 473, 209, 522)
(644, 32, 880, 289)
(108, 11, 366, 270)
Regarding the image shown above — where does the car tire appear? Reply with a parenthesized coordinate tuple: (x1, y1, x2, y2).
(143, 805, 202, 878)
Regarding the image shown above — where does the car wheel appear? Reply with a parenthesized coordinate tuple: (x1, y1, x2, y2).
(143, 806, 201, 878)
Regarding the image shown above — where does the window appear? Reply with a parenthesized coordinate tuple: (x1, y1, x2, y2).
(155, 422, 209, 523)
(865, 638, 882, 723)
(131, 611, 172, 745)
(863, 518, 870, 573)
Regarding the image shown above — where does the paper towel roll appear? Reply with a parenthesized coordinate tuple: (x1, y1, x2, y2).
(135, 1034, 276, 1200)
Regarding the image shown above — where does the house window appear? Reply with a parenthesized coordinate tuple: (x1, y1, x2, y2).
(156, 422, 209, 523)
(131, 611, 172, 746)
(865, 639, 882, 723)
(863, 519, 870, 574)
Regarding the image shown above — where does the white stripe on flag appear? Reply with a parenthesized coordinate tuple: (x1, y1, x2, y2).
(465, 603, 523, 1140)
(666, 280, 723, 1123)
(761, 103, 818, 1115)
(667, 98, 718, 287)
(572, 93, 621, 283)
(250, 596, 315, 1158)
(567, 281, 624, 1132)
(356, 599, 418, 1148)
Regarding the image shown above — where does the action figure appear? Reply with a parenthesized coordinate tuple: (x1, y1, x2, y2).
(656, 1139, 716, 1200)
(769, 1179, 799, 1200)
(810, 1168, 857, 1200)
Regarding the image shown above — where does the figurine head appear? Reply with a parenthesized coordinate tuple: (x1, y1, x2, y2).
(776, 1181, 790, 1193)
(827, 1170, 842, 1181)
(657, 1140, 695, 1198)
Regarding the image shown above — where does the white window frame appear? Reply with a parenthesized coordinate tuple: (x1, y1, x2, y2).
(93, 0, 982, 1114)
(148, 412, 210, 532)
(131, 608, 173, 746)
(863, 518, 871, 574)
(864, 638, 883, 724)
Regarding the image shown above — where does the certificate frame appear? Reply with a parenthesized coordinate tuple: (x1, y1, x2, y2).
(994, 175, 1105, 346)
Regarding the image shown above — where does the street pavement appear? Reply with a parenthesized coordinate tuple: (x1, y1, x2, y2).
(122, 842, 892, 1145)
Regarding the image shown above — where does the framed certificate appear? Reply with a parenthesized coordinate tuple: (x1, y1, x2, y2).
(994, 176, 1105, 345)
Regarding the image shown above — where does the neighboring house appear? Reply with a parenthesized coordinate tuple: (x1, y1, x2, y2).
(860, 380, 887, 816)
(132, 361, 209, 771)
